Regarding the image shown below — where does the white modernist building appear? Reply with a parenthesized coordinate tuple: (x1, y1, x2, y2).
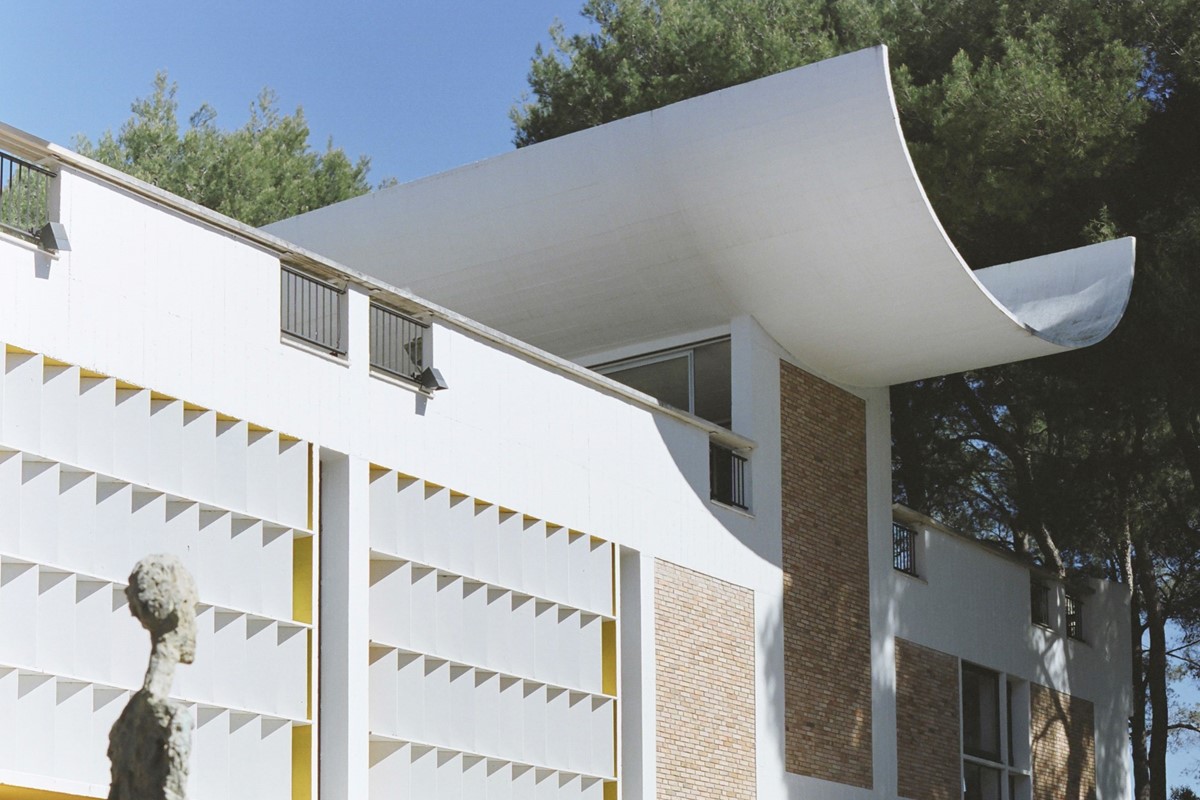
(0, 46, 1132, 800)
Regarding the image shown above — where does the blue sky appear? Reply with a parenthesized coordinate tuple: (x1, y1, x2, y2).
(2, 0, 591, 186)
(4, 0, 1198, 791)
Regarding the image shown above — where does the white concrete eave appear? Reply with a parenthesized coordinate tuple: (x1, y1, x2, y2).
(266, 45, 1134, 388)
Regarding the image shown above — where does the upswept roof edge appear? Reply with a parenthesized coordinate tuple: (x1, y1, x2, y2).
(230, 48, 1115, 386)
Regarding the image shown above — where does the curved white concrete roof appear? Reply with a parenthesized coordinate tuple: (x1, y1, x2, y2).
(266, 46, 1134, 388)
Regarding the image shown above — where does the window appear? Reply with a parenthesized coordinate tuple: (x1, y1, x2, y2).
(962, 664, 1001, 761)
(597, 338, 731, 427)
(961, 663, 1031, 800)
(1030, 578, 1050, 627)
(964, 761, 1002, 800)
(0, 149, 54, 242)
(709, 441, 747, 510)
(281, 266, 346, 355)
(892, 523, 917, 575)
(370, 302, 428, 380)
(1065, 592, 1083, 640)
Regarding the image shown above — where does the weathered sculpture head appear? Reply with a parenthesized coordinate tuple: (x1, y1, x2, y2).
(126, 555, 199, 666)
(110, 555, 199, 800)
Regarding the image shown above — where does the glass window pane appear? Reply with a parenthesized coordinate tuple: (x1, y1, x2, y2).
(604, 354, 691, 412)
(963, 762, 1002, 800)
(692, 339, 731, 427)
(962, 664, 1000, 761)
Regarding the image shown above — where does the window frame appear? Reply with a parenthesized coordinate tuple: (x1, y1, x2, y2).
(1029, 578, 1051, 629)
(280, 264, 347, 357)
(1065, 591, 1084, 641)
(594, 336, 730, 426)
(960, 661, 1032, 800)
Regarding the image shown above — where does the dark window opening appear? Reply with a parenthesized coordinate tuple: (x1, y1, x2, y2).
(370, 303, 428, 380)
(598, 338, 731, 428)
(962, 663, 1001, 762)
(281, 266, 345, 355)
(1065, 592, 1083, 640)
(892, 523, 917, 575)
(709, 441, 747, 510)
(1030, 578, 1050, 627)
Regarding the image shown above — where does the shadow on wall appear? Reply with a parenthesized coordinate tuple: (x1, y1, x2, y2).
(649, 413, 776, 565)
(1031, 636, 1099, 800)
(761, 594, 786, 776)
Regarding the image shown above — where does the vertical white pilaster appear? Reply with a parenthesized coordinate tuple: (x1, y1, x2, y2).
(319, 449, 371, 798)
(620, 550, 656, 799)
(864, 386, 898, 797)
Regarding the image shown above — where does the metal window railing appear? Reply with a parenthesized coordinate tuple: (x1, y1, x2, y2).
(1065, 593, 1083, 640)
(709, 441, 748, 510)
(370, 303, 427, 380)
(892, 523, 917, 575)
(281, 266, 345, 355)
(0, 150, 54, 240)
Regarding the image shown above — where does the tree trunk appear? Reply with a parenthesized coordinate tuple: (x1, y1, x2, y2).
(1135, 542, 1169, 800)
(1127, 536, 1150, 800)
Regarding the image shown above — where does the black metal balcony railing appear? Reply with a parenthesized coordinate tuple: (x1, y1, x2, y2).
(892, 523, 917, 575)
(281, 266, 346, 355)
(1065, 592, 1083, 640)
(0, 150, 54, 240)
(710, 441, 748, 510)
(370, 303, 427, 380)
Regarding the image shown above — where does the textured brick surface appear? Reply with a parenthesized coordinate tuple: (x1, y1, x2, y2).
(779, 360, 872, 787)
(1031, 684, 1096, 800)
(655, 559, 757, 800)
(895, 639, 960, 800)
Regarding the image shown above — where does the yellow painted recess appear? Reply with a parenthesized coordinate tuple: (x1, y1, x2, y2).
(293, 536, 314, 624)
(305, 629, 313, 721)
(150, 391, 176, 402)
(4, 344, 34, 354)
(79, 368, 108, 379)
(114, 380, 142, 391)
(602, 619, 617, 696)
(603, 780, 618, 800)
(291, 725, 313, 800)
(0, 786, 94, 800)
(41, 356, 70, 368)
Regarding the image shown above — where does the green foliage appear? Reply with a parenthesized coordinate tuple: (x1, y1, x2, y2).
(74, 73, 376, 227)
(511, 0, 850, 146)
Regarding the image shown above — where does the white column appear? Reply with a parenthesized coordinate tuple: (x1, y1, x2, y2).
(319, 449, 371, 798)
(864, 386, 899, 796)
(620, 550, 656, 799)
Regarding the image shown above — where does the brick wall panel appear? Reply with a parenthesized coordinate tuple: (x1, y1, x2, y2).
(895, 639, 960, 800)
(779, 360, 872, 787)
(1031, 684, 1096, 800)
(655, 559, 757, 800)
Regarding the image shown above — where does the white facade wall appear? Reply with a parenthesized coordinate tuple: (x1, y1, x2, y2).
(892, 514, 1132, 799)
(0, 157, 1131, 799)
